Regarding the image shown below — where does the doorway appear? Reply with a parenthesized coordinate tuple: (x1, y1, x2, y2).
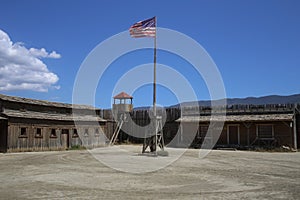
(227, 125, 240, 145)
(61, 129, 70, 149)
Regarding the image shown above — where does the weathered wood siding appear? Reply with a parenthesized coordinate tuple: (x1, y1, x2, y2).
(7, 121, 107, 152)
(102, 108, 295, 148)
(297, 114, 300, 148)
(102, 109, 181, 145)
(165, 120, 294, 148)
(274, 122, 293, 146)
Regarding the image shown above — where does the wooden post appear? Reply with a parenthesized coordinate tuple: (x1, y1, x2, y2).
(243, 122, 252, 146)
(293, 105, 298, 150)
(153, 17, 157, 154)
(153, 17, 157, 117)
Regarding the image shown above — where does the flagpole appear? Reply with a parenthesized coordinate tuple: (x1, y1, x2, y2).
(153, 16, 157, 118)
(153, 16, 157, 154)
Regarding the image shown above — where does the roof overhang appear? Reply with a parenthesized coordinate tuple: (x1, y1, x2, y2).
(0, 116, 7, 120)
(3, 109, 106, 122)
(113, 92, 133, 99)
(176, 114, 294, 123)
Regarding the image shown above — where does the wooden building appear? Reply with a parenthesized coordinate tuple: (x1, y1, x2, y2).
(176, 104, 300, 150)
(0, 94, 107, 152)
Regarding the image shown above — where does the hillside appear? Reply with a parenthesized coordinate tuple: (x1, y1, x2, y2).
(171, 94, 300, 108)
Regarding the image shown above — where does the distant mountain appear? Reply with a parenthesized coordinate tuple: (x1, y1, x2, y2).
(171, 94, 300, 108)
(226, 94, 300, 105)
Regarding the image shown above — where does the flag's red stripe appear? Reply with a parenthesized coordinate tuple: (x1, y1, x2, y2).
(129, 17, 156, 38)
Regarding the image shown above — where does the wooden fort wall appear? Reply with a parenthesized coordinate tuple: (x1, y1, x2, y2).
(6, 118, 107, 152)
(188, 122, 293, 148)
(102, 105, 298, 149)
(6, 119, 107, 152)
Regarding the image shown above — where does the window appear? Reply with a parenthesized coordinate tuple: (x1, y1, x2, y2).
(84, 129, 89, 136)
(19, 127, 27, 137)
(35, 128, 42, 138)
(50, 129, 57, 138)
(72, 129, 79, 138)
(257, 125, 273, 139)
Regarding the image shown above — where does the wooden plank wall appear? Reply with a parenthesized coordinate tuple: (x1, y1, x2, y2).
(296, 114, 300, 148)
(7, 122, 108, 152)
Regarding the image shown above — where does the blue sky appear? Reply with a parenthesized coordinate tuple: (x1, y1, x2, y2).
(0, 0, 299, 108)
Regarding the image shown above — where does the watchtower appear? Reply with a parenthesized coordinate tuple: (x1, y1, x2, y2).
(112, 92, 133, 117)
(109, 92, 133, 145)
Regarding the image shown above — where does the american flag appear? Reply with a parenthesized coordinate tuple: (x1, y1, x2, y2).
(129, 17, 156, 38)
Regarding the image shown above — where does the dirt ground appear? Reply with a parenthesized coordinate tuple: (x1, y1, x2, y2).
(0, 145, 299, 200)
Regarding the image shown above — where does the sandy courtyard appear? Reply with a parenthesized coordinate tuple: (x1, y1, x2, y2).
(0, 145, 299, 199)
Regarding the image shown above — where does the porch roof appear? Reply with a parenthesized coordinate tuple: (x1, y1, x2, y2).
(176, 113, 294, 123)
(0, 116, 7, 120)
(2, 109, 106, 122)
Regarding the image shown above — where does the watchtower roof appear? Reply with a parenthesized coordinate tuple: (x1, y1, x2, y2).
(113, 92, 133, 99)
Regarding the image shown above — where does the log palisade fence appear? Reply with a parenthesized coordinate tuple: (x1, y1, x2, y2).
(101, 108, 181, 144)
(101, 104, 300, 149)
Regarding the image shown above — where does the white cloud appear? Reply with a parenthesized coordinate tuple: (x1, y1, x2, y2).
(48, 51, 61, 59)
(29, 48, 61, 59)
(0, 29, 60, 92)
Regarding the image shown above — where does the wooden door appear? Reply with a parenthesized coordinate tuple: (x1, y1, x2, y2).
(228, 125, 239, 145)
(61, 129, 70, 149)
